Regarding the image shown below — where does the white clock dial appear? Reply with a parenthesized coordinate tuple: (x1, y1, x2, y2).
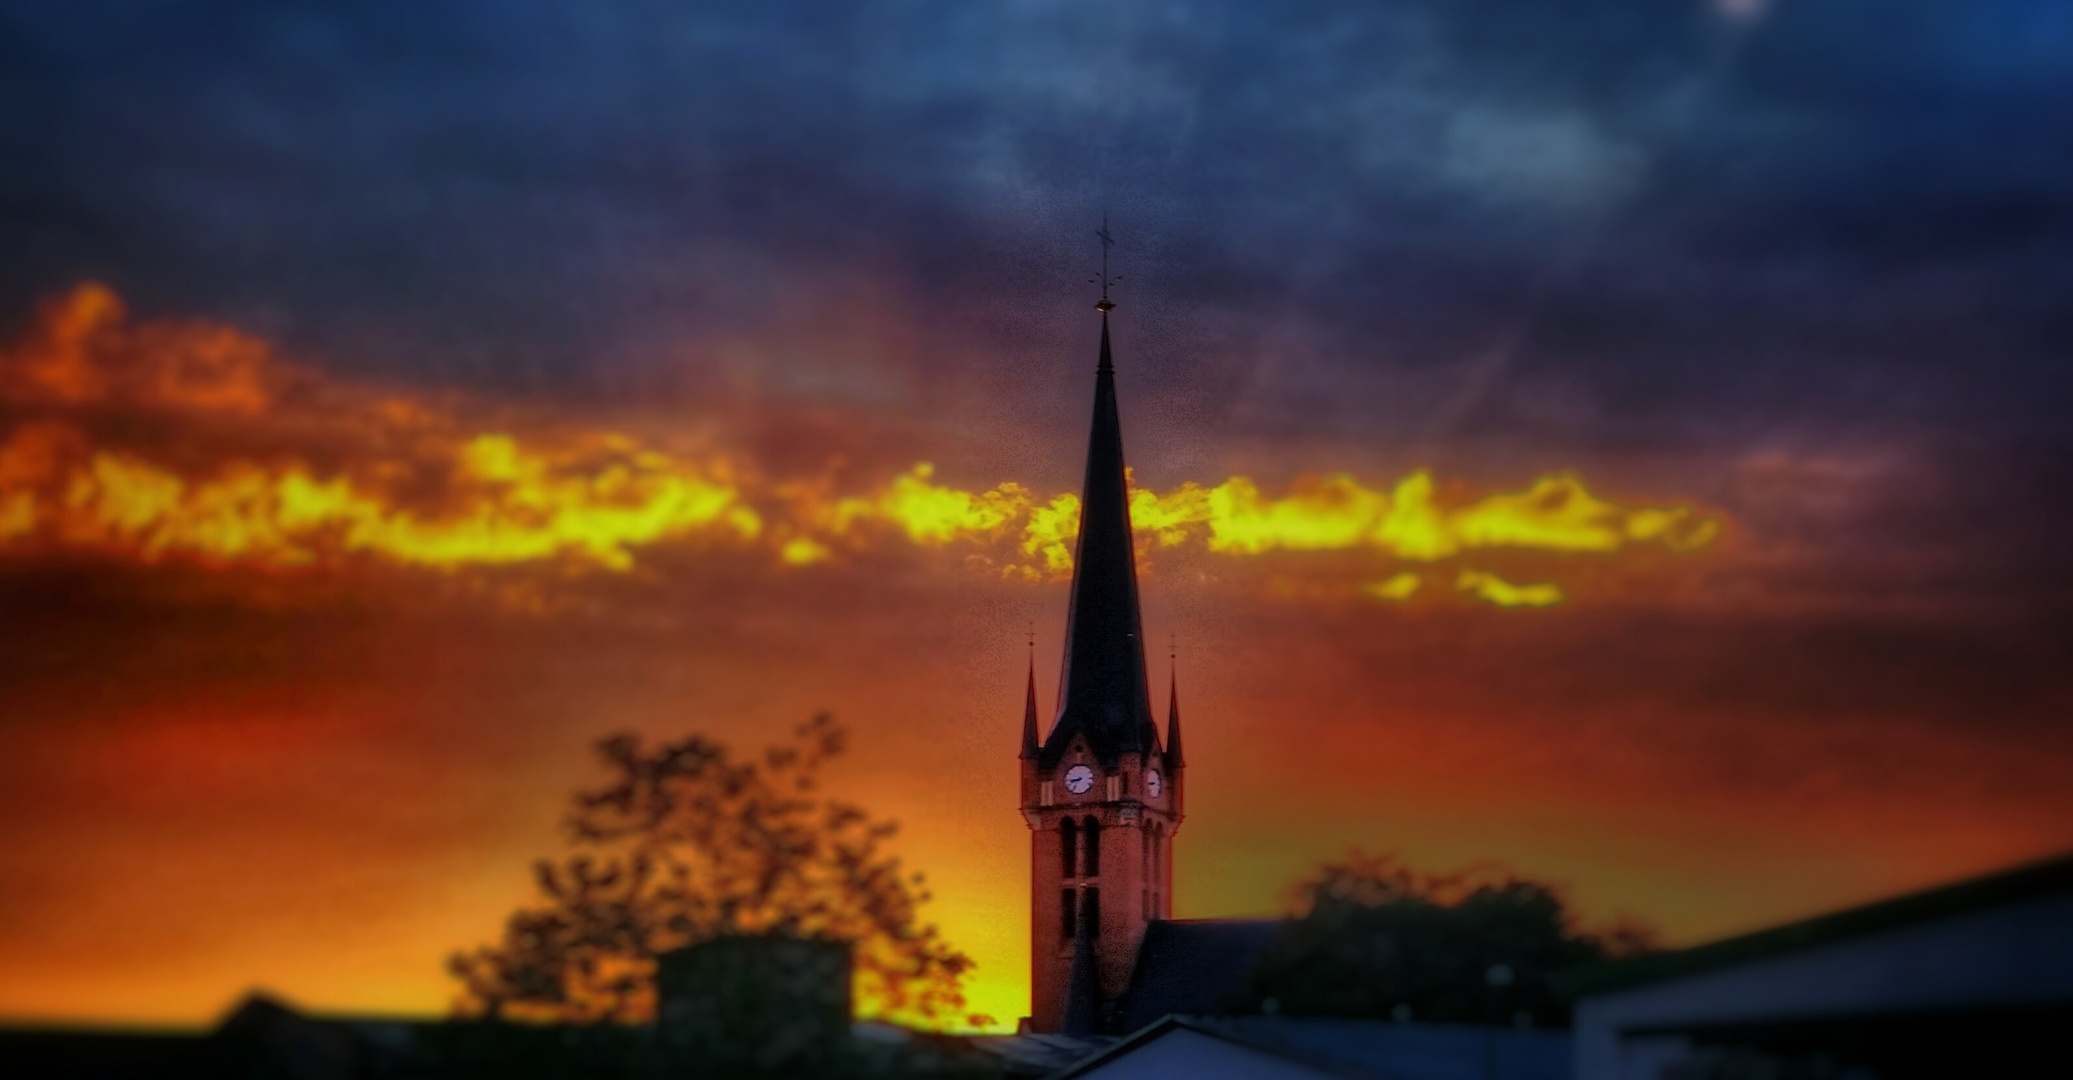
(1063, 764, 1096, 795)
(1146, 771, 1163, 798)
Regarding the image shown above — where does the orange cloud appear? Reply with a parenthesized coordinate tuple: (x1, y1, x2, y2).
(0, 283, 1724, 604)
(3, 284, 274, 414)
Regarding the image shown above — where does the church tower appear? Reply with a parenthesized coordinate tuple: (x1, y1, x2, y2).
(1020, 292, 1184, 1034)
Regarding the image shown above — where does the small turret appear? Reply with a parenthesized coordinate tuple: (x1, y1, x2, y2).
(1165, 668, 1184, 769)
(1021, 654, 1041, 760)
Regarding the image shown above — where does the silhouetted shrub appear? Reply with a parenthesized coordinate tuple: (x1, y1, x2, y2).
(1227, 851, 1656, 1025)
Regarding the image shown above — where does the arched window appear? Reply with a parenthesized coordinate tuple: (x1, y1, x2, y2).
(1085, 887, 1100, 936)
(1061, 888, 1076, 938)
(1083, 817, 1101, 878)
(1061, 817, 1078, 878)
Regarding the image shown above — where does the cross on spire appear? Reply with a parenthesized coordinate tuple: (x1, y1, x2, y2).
(1091, 215, 1120, 313)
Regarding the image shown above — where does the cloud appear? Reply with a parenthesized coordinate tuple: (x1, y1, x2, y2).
(1, 0, 2064, 461)
(0, 422, 760, 572)
(2, 284, 274, 414)
(1440, 108, 1648, 211)
(0, 285, 1725, 606)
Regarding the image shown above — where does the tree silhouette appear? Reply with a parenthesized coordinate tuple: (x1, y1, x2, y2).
(1227, 851, 1655, 1025)
(448, 715, 984, 1028)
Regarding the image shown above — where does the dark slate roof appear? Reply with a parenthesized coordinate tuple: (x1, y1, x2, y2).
(1040, 315, 1159, 770)
(1553, 849, 2073, 1000)
(1114, 918, 1283, 1031)
(966, 1032, 1116, 1078)
(1048, 1016, 1572, 1080)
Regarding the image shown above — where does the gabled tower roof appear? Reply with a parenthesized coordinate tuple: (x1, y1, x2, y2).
(1041, 312, 1160, 770)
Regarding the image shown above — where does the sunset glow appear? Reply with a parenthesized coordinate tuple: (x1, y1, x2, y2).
(4, 0, 2069, 1043)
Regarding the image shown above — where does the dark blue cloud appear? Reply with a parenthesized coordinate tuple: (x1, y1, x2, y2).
(1, 0, 2069, 455)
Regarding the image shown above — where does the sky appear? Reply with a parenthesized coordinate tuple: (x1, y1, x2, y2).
(2, 0, 2072, 1032)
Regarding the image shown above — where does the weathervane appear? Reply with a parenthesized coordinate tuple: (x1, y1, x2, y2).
(1091, 215, 1120, 313)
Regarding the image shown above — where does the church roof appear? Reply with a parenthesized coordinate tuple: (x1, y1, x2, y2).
(1113, 918, 1283, 1032)
(1040, 314, 1161, 771)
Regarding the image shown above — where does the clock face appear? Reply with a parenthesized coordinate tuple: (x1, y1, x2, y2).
(1146, 771, 1163, 798)
(1063, 764, 1096, 795)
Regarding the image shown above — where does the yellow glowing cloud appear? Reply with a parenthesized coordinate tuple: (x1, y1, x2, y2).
(828, 464, 1033, 546)
(0, 283, 1726, 606)
(1362, 572, 1424, 602)
(1455, 569, 1565, 608)
(1083, 468, 1717, 565)
(1017, 494, 1081, 578)
(1, 414, 1706, 606)
(1, 424, 757, 571)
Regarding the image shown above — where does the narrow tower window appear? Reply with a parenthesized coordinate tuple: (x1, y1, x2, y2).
(1085, 887, 1100, 937)
(1061, 888, 1076, 938)
(1083, 817, 1101, 878)
(1060, 817, 1078, 878)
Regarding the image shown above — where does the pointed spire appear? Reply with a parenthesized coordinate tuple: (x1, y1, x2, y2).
(1021, 651, 1041, 760)
(1042, 307, 1156, 769)
(1060, 890, 1103, 1035)
(1166, 665, 1184, 768)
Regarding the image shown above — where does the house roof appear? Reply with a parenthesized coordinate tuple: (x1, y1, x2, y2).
(966, 1032, 1117, 1078)
(1114, 918, 1282, 1031)
(1044, 1015, 1571, 1080)
(1042, 1017, 1305, 1080)
(1553, 849, 2073, 1000)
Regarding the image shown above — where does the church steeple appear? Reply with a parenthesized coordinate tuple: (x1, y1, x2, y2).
(1019, 229, 1184, 1036)
(1040, 310, 1158, 769)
